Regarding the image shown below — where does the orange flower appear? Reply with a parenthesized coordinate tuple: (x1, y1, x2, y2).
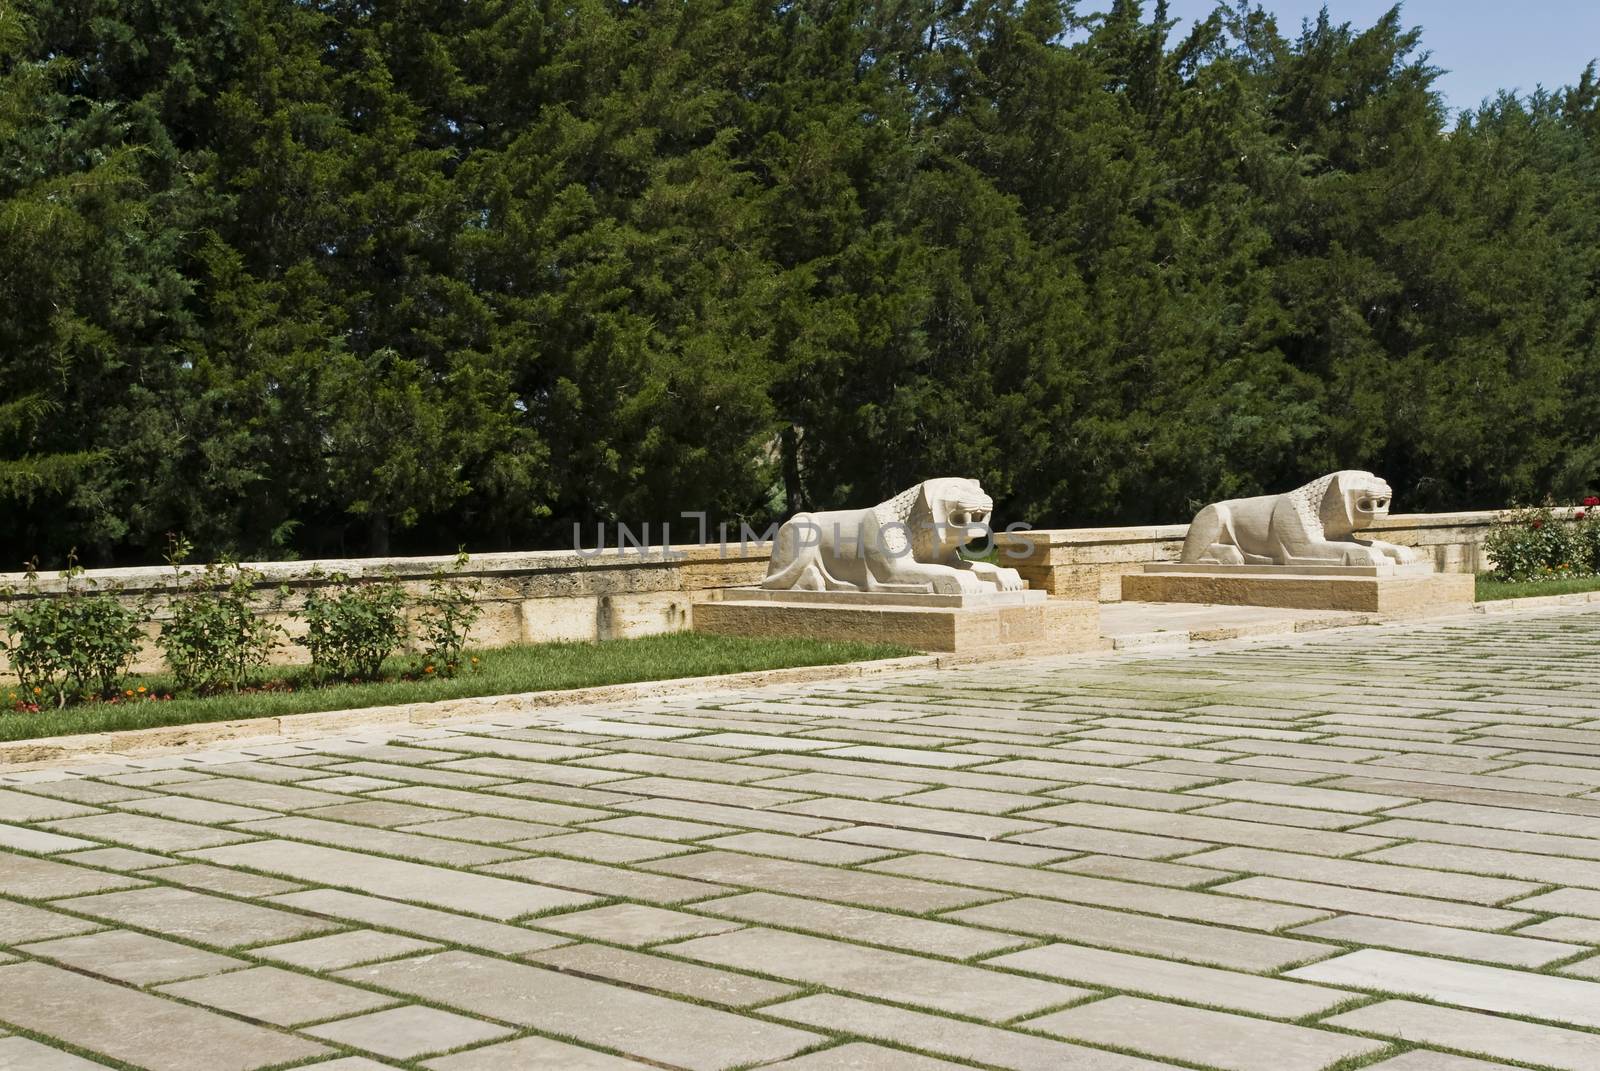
(136, 686, 147, 693)
(424, 665, 435, 674)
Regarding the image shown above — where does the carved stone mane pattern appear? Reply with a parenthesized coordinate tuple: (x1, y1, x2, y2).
(871, 484, 923, 560)
(1287, 473, 1335, 532)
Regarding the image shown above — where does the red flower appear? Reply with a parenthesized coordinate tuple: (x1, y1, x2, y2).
(1585, 496, 1600, 507)
(1579, 511, 1589, 521)
(1532, 520, 1544, 530)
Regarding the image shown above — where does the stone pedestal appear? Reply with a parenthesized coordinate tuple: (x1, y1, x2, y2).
(692, 588, 1101, 654)
(1121, 563, 1475, 617)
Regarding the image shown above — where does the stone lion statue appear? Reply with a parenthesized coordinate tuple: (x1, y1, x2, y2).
(762, 477, 1025, 595)
(1181, 470, 1420, 567)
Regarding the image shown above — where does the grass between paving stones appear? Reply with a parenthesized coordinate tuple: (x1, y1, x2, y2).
(8, 625, 1595, 1070)
(0, 632, 912, 744)
(1475, 573, 1600, 601)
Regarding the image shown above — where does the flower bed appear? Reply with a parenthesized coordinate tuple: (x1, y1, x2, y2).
(1481, 499, 1600, 583)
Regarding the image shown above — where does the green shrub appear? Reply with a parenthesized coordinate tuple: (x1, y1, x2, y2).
(301, 572, 407, 681)
(1484, 506, 1600, 582)
(413, 551, 484, 678)
(157, 536, 285, 695)
(1, 554, 143, 707)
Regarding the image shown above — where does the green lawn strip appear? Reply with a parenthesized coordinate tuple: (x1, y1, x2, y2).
(1475, 573, 1600, 601)
(0, 633, 912, 744)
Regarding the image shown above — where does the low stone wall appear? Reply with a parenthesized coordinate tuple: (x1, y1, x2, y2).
(0, 545, 770, 675)
(0, 507, 1562, 675)
(997, 511, 1516, 601)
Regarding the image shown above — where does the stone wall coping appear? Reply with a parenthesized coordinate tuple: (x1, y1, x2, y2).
(997, 507, 1585, 548)
(0, 543, 775, 597)
(1370, 507, 1584, 529)
(997, 525, 1189, 547)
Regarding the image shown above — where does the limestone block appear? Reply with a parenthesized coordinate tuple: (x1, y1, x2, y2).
(692, 594, 1099, 654)
(519, 597, 600, 644)
(1009, 563, 1064, 595)
(679, 560, 768, 590)
(1041, 599, 1104, 647)
(515, 563, 681, 599)
(601, 593, 691, 639)
(1122, 570, 1474, 616)
(1058, 541, 1162, 565)
(463, 602, 521, 649)
(128, 620, 165, 675)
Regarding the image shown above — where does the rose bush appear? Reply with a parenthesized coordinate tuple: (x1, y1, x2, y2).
(1485, 506, 1600, 582)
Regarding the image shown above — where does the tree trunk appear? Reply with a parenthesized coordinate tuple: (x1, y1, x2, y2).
(368, 514, 391, 557)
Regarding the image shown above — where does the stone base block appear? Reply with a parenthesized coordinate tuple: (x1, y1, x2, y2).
(1121, 569, 1475, 616)
(692, 594, 1101, 654)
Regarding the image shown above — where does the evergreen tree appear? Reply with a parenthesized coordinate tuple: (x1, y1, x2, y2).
(0, 0, 1594, 564)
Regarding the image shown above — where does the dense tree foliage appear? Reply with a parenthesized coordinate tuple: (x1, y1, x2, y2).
(1, 0, 1596, 564)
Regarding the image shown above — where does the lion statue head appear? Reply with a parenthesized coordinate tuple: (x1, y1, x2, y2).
(1304, 470, 1395, 539)
(872, 477, 995, 561)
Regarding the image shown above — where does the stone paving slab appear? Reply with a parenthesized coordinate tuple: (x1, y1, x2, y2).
(527, 942, 801, 1006)
(157, 963, 398, 1025)
(757, 1042, 975, 1069)
(337, 950, 821, 1070)
(7, 606, 1600, 1069)
(264, 888, 572, 954)
(765, 993, 1176, 1070)
(42, 811, 255, 851)
(1362, 1055, 1526, 1071)
(0, 851, 148, 898)
(191, 838, 597, 918)
(1288, 913, 1583, 967)
(420, 1034, 656, 1069)
(231, 815, 527, 866)
(529, 902, 743, 946)
(947, 896, 1332, 970)
(697, 890, 1027, 958)
(665, 926, 1086, 1020)
(1322, 999, 1600, 1071)
(253, 927, 442, 969)
(55, 884, 342, 947)
(1025, 995, 1385, 1071)
(0, 789, 100, 822)
(0, 1036, 119, 1070)
(305, 1004, 514, 1058)
(1289, 948, 1600, 1028)
(0, 961, 330, 1070)
(0, 901, 103, 945)
(18, 928, 245, 984)
(987, 942, 1354, 1017)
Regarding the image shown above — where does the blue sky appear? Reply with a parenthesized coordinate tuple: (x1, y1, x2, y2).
(1154, 1, 1600, 113)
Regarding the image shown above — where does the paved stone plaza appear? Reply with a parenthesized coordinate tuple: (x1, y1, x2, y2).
(2, 608, 1600, 1070)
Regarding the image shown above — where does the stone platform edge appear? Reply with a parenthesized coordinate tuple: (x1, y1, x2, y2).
(692, 596, 1101, 654)
(1122, 570, 1475, 615)
(1475, 589, 1600, 613)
